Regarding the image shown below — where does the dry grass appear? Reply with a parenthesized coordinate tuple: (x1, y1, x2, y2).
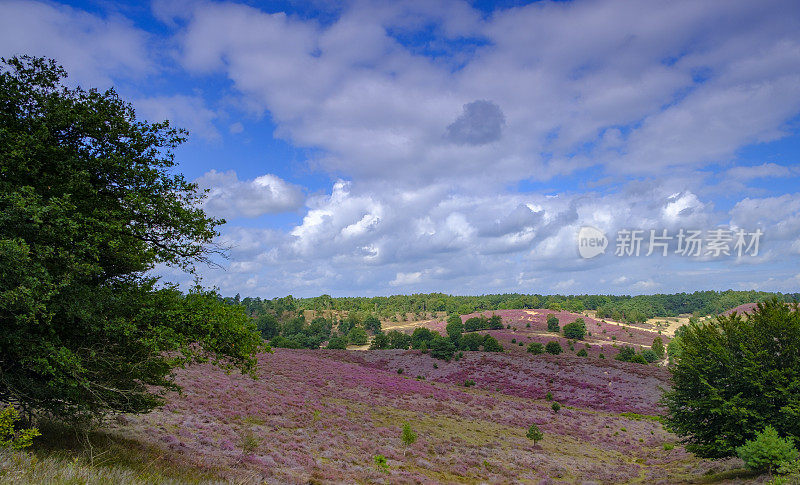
(0, 421, 232, 485)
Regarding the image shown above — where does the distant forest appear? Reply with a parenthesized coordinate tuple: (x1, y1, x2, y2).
(225, 290, 800, 324)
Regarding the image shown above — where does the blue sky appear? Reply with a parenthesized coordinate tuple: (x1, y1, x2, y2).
(2, 0, 800, 297)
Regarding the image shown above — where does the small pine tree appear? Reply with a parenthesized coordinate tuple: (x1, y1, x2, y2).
(374, 454, 389, 472)
(527, 424, 544, 446)
(651, 336, 665, 359)
(401, 422, 418, 455)
(736, 426, 799, 474)
(551, 402, 561, 413)
(547, 315, 560, 332)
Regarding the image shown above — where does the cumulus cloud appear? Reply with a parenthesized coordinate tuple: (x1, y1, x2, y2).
(179, 176, 800, 296)
(195, 170, 305, 219)
(13, 0, 800, 296)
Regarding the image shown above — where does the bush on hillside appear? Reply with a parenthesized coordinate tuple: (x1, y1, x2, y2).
(545, 341, 562, 355)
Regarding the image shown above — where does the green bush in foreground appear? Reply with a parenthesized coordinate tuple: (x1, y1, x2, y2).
(430, 336, 456, 360)
(736, 426, 798, 474)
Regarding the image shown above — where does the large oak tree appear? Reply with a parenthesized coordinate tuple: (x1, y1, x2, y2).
(0, 57, 261, 422)
(663, 299, 800, 458)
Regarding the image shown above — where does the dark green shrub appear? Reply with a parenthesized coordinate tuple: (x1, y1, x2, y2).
(547, 315, 560, 332)
(640, 349, 658, 363)
(348, 326, 368, 345)
(563, 318, 586, 339)
(528, 342, 544, 354)
(369, 332, 390, 349)
(615, 346, 636, 362)
(430, 336, 456, 361)
(482, 335, 504, 352)
(545, 341, 562, 355)
(651, 336, 665, 358)
(460, 332, 484, 351)
(326, 336, 348, 349)
(364, 315, 382, 334)
(271, 336, 302, 349)
(387, 330, 412, 349)
(488, 314, 503, 329)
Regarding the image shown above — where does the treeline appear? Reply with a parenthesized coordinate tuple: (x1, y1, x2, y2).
(225, 290, 799, 325)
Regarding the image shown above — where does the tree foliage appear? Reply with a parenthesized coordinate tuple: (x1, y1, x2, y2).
(446, 318, 464, 345)
(430, 336, 456, 361)
(369, 332, 389, 350)
(526, 423, 543, 446)
(650, 336, 665, 359)
(562, 318, 586, 339)
(0, 405, 40, 450)
(347, 327, 368, 346)
(363, 315, 381, 334)
(326, 336, 348, 350)
(401, 422, 417, 447)
(663, 299, 800, 458)
(527, 342, 544, 354)
(547, 315, 560, 332)
(0, 56, 261, 422)
(482, 335, 504, 352)
(736, 426, 798, 474)
(545, 341, 562, 355)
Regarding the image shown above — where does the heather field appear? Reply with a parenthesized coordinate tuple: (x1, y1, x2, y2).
(420, 309, 669, 359)
(80, 348, 754, 484)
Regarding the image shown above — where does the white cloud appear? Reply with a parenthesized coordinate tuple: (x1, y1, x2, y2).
(164, 0, 800, 190)
(135, 94, 220, 140)
(16, 0, 796, 297)
(390, 272, 423, 286)
(0, 0, 152, 87)
(726, 163, 798, 181)
(195, 170, 305, 219)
